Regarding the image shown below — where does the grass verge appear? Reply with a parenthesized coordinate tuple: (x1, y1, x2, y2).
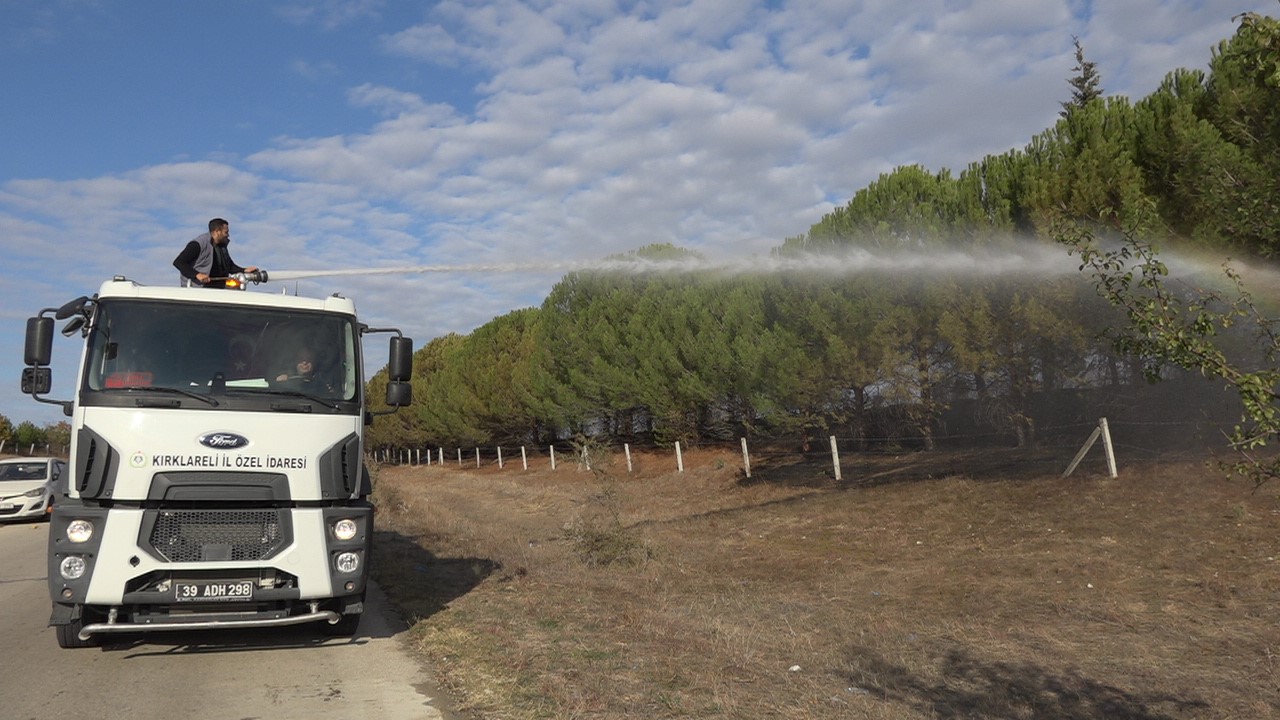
(371, 447, 1280, 719)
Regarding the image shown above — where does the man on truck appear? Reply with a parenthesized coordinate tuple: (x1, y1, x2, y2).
(173, 218, 259, 288)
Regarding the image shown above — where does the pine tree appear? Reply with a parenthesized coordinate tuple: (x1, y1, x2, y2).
(1061, 36, 1104, 118)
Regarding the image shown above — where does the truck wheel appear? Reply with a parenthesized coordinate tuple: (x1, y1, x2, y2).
(55, 612, 99, 649)
(321, 612, 361, 637)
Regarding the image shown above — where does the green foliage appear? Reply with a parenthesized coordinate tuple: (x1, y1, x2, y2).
(1059, 218, 1280, 485)
(365, 11, 1280, 462)
(44, 422, 71, 452)
(937, 270, 1095, 446)
(1061, 36, 1105, 118)
(792, 164, 987, 250)
(0, 417, 67, 454)
(433, 309, 543, 445)
(1201, 12, 1280, 256)
(14, 421, 46, 449)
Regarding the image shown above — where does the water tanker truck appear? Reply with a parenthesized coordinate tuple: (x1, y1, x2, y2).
(21, 274, 413, 647)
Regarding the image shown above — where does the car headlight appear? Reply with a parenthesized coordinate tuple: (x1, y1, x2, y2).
(22, 487, 47, 498)
(333, 518, 359, 541)
(66, 520, 94, 543)
(335, 552, 359, 574)
(60, 555, 87, 580)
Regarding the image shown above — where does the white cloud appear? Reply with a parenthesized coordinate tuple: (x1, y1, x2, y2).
(290, 58, 341, 81)
(385, 0, 568, 69)
(276, 0, 386, 30)
(381, 22, 470, 65)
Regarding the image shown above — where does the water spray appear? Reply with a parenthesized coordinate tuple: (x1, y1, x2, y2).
(253, 244, 1092, 285)
(226, 243, 1277, 298)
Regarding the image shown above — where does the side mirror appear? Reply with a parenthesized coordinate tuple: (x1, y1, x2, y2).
(385, 381, 412, 408)
(388, 336, 413, 382)
(55, 296, 90, 321)
(24, 317, 53, 366)
(22, 367, 51, 394)
(61, 316, 86, 337)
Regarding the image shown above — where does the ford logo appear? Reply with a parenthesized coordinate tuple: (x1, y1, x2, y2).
(198, 432, 250, 450)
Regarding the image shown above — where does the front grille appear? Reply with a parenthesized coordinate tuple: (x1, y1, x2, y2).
(147, 509, 287, 562)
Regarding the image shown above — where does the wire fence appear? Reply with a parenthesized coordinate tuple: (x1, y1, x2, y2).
(368, 415, 1238, 481)
(3, 416, 1236, 481)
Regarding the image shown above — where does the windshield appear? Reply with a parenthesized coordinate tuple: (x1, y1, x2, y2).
(81, 298, 360, 412)
(0, 462, 49, 482)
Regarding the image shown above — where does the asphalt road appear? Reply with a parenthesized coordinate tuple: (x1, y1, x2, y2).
(0, 521, 453, 720)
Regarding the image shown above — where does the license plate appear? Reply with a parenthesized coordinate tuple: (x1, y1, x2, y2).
(0, 503, 14, 511)
(174, 580, 254, 602)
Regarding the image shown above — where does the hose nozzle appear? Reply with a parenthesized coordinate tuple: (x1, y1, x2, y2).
(224, 270, 269, 290)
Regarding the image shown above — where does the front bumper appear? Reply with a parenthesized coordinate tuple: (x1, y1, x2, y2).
(76, 603, 344, 640)
(0, 492, 51, 521)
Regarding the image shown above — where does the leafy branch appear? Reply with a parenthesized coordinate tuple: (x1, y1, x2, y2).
(1056, 218, 1280, 486)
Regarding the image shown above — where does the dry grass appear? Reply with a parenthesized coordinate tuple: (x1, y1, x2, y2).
(370, 446, 1280, 719)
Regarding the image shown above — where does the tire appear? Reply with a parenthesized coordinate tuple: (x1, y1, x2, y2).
(55, 609, 100, 649)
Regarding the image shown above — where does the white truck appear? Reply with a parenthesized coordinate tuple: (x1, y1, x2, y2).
(21, 273, 413, 648)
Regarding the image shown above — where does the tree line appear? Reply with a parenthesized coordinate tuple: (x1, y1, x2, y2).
(371, 12, 1278, 454)
(0, 415, 71, 456)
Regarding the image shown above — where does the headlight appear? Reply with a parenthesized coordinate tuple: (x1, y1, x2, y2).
(333, 518, 359, 541)
(22, 487, 47, 498)
(66, 520, 94, 543)
(59, 556, 87, 580)
(335, 552, 359, 574)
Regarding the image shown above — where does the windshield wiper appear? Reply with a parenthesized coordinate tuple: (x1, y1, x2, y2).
(253, 388, 340, 410)
(108, 386, 220, 407)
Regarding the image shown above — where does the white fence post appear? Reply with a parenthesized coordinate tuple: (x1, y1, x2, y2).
(625, 443, 633, 473)
(741, 437, 751, 479)
(829, 435, 842, 482)
(497, 446, 504, 469)
(475, 447, 480, 468)
(1063, 417, 1118, 479)
(1099, 417, 1117, 478)
(521, 446, 528, 471)
(550, 445, 556, 471)
(675, 441, 684, 473)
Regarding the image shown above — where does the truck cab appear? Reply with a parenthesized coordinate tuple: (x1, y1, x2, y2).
(22, 277, 413, 648)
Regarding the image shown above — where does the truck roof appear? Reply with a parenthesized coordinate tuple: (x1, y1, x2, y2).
(97, 277, 358, 315)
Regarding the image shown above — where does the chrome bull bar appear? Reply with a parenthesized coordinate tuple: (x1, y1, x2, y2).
(79, 605, 342, 640)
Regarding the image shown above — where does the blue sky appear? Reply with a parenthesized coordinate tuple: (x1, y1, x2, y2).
(1, 0, 1273, 428)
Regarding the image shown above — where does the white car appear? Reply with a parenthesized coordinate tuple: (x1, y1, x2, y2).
(0, 457, 65, 522)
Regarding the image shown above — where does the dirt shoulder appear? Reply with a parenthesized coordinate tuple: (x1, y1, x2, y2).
(371, 446, 1280, 719)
